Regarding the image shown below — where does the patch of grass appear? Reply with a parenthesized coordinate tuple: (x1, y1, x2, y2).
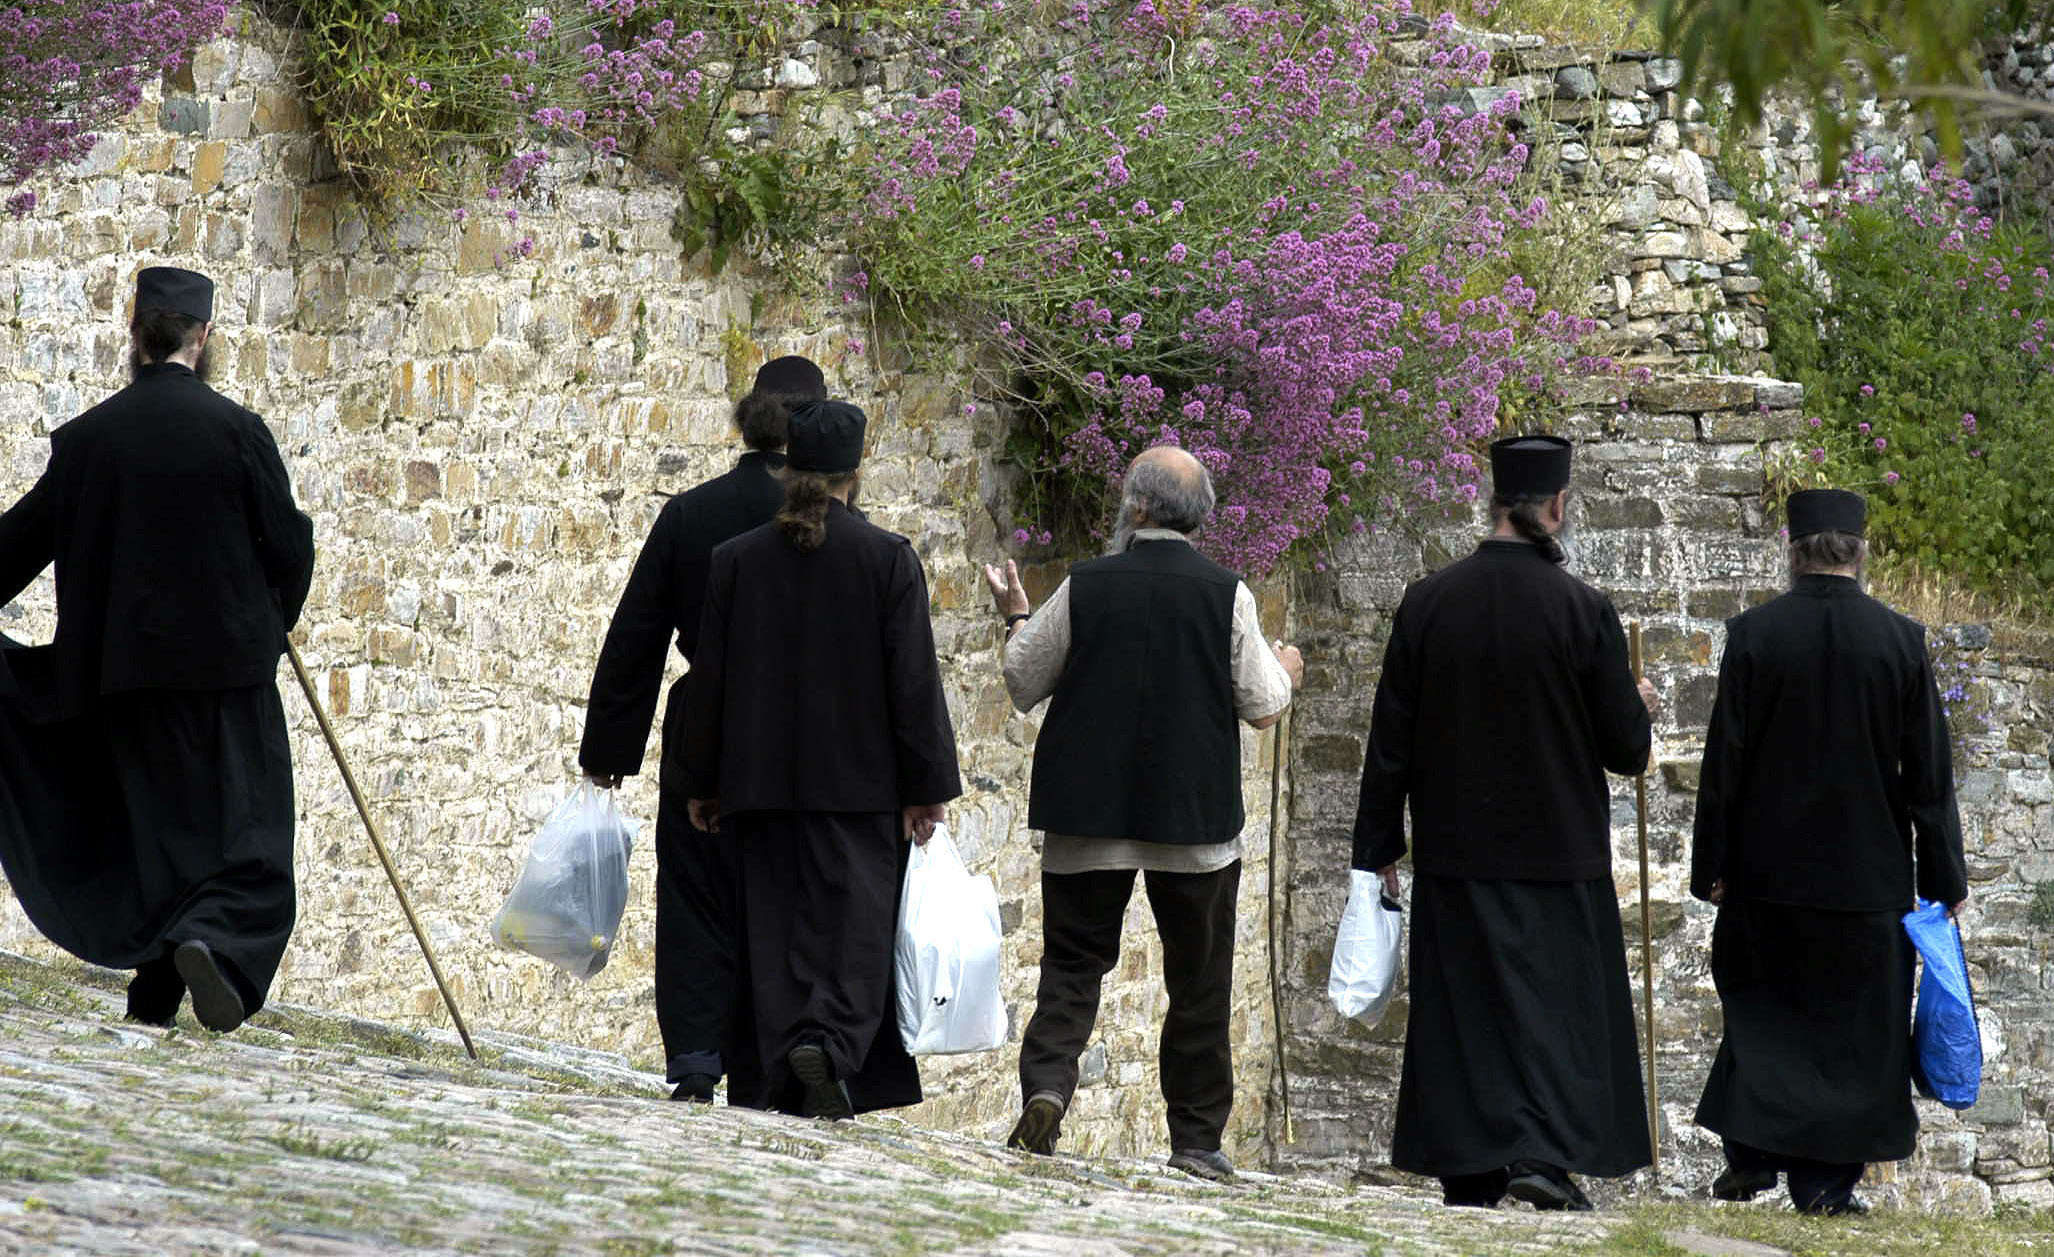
(1609, 1202, 2054, 1257)
(1222, 1203, 1388, 1244)
(263, 1123, 380, 1163)
(2029, 881, 2054, 931)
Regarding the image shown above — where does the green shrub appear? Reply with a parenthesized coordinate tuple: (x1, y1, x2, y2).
(1754, 155, 2054, 604)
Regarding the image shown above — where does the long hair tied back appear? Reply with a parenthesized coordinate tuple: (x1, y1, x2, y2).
(777, 471, 852, 552)
(1494, 492, 1566, 565)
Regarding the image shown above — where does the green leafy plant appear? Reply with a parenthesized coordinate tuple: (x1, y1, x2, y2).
(1753, 153, 2054, 605)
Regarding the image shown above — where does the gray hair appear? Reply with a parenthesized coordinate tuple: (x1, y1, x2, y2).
(1122, 455, 1216, 534)
(1790, 530, 1866, 576)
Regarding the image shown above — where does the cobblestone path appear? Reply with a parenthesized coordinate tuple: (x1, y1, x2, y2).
(3, 948, 2042, 1256)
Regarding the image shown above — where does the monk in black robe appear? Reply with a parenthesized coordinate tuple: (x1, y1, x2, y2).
(1691, 488, 1968, 1215)
(580, 355, 826, 1103)
(681, 399, 961, 1119)
(1352, 435, 1657, 1210)
(0, 266, 314, 1032)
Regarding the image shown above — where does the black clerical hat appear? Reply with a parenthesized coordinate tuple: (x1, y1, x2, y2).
(1489, 434, 1573, 497)
(135, 266, 214, 322)
(787, 399, 867, 474)
(1787, 488, 1865, 539)
(753, 355, 826, 399)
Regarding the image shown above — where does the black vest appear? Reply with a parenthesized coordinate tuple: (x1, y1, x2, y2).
(1028, 539, 1244, 845)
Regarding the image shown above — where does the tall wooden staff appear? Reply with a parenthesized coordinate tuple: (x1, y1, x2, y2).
(1266, 707, 1295, 1144)
(285, 641, 480, 1060)
(1629, 622, 1659, 1174)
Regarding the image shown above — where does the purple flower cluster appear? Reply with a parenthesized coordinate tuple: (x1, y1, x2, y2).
(850, 0, 1603, 574)
(2, 0, 229, 213)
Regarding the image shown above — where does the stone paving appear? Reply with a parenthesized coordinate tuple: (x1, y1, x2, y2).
(1, 948, 2046, 1256)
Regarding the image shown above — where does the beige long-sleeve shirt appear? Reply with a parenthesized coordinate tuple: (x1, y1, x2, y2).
(1002, 529, 1294, 875)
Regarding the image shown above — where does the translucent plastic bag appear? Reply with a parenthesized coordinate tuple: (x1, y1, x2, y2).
(491, 782, 637, 980)
(894, 826, 1007, 1055)
(1328, 869, 1404, 1027)
(1904, 898, 1982, 1110)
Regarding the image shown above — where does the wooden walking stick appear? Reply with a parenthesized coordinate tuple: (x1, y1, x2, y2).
(1629, 622, 1659, 1175)
(285, 640, 480, 1060)
(1266, 706, 1295, 1145)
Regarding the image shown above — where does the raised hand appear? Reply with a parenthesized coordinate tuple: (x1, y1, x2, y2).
(982, 558, 1030, 618)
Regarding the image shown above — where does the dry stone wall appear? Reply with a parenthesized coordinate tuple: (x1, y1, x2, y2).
(0, 11, 1290, 1163)
(5, 4, 2052, 1201)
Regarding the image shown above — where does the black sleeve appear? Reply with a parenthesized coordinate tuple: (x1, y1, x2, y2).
(1351, 595, 1418, 871)
(678, 545, 732, 801)
(1586, 596, 1652, 777)
(881, 542, 962, 807)
(0, 466, 56, 609)
(580, 503, 680, 778)
(240, 416, 316, 631)
(1905, 637, 1969, 905)
(1690, 623, 1747, 902)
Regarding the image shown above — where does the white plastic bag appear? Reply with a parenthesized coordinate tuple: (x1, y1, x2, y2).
(1328, 869, 1404, 1026)
(894, 826, 1007, 1055)
(490, 782, 638, 980)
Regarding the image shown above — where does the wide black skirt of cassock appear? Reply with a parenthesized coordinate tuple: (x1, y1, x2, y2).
(724, 810, 920, 1116)
(1695, 898, 1917, 1165)
(1391, 874, 1652, 1179)
(0, 644, 296, 1010)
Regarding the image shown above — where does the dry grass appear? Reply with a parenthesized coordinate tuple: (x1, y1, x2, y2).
(1424, 0, 1655, 49)
(1866, 555, 2054, 656)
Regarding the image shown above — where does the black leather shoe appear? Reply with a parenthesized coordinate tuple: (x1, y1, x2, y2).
(1167, 1148, 1236, 1182)
(124, 960, 183, 1028)
(173, 941, 246, 1033)
(1712, 1166, 1778, 1202)
(1803, 1195, 1871, 1217)
(671, 1074, 717, 1104)
(788, 1042, 854, 1121)
(1006, 1092, 1065, 1155)
(1507, 1160, 1593, 1212)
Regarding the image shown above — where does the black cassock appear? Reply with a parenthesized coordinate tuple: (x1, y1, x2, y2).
(682, 499, 961, 1113)
(580, 450, 783, 1087)
(1691, 574, 1968, 1167)
(0, 363, 314, 1011)
(1353, 538, 1653, 1179)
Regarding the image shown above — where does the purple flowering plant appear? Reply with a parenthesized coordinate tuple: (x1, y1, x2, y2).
(847, 0, 1608, 576)
(1, 0, 229, 216)
(1754, 150, 2054, 599)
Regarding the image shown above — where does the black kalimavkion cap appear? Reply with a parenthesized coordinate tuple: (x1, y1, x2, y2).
(1787, 488, 1866, 539)
(753, 354, 827, 399)
(786, 399, 867, 474)
(135, 266, 214, 321)
(1489, 434, 1573, 497)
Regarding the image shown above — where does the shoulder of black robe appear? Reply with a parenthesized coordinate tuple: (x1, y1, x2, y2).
(1705, 579, 1965, 910)
(581, 455, 784, 779)
(1351, 541, 1641, 881)
(29, 367, 312, 710)
(685, 503, 960, 814)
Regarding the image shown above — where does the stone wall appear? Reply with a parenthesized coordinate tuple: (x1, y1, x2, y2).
(1272, 372, 2054, 1211)
(0, 11, 1289, 1163)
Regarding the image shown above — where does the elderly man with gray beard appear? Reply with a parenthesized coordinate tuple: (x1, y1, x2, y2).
(981, 445, 1303, 1181)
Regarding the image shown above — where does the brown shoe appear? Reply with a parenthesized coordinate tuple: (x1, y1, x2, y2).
(1007, 1091, 1065, 1155)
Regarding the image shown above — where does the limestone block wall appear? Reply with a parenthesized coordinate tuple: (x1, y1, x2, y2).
(0, 13, 1288, 1162)
(1273, 375, 2054, 1211)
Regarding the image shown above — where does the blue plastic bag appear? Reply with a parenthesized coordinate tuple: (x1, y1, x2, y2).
(1903, 899, 1981, 1110)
